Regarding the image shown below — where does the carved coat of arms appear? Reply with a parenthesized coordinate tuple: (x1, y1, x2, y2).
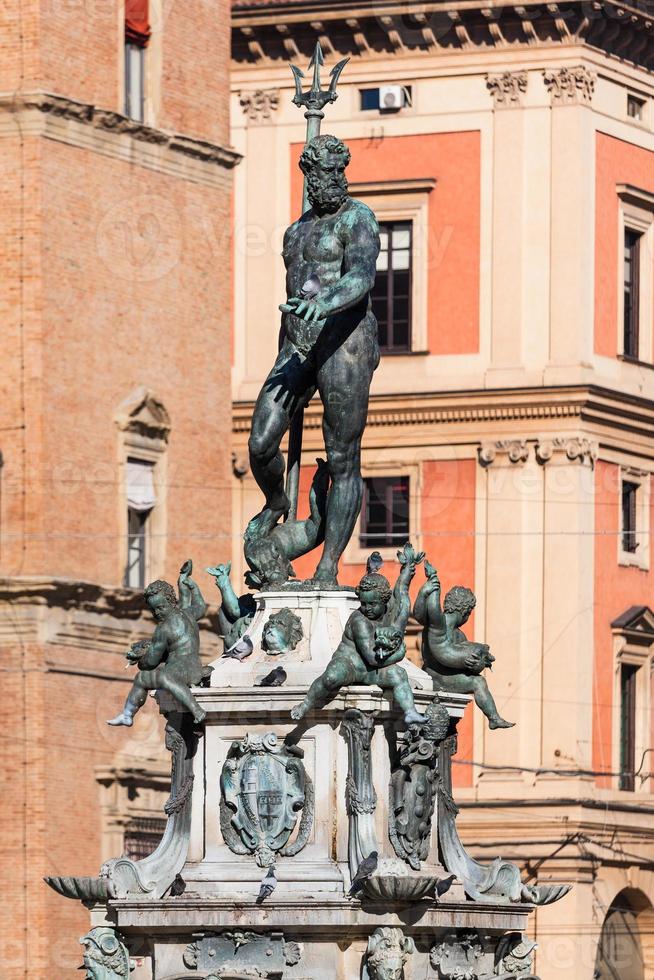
(220, 732, 313, 867)
(430, 931, 485, 979)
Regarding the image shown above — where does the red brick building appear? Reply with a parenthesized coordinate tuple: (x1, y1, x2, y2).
(0, 1, 237, 975)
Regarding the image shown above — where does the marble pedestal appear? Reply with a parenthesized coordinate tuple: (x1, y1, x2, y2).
(50, 589, 549, 979)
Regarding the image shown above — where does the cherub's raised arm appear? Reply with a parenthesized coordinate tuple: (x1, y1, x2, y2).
(178, 559, 208, 622)
(206, 562, 243, 623)
(388, 542, 424, 631)
(413, 561, 444, 628)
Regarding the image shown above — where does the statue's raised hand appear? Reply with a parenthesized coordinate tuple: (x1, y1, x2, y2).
(424, 560, 440, 591)
(206, 561, 231, 583)
(397, 542, 425, 569)
(179, 559, 193, 580)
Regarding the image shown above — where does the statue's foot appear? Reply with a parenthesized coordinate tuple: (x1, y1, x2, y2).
(291, 702, 308, 722)
(107, 712, 133, 727)
(489, 716, 515, 730)
(310, 563, 338, 589)
(247, 497, 290, 539)
(404, 708, 428, 726)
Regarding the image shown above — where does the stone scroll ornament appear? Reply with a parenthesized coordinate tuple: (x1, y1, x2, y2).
(79, 928, 133, 980)
(363, 927, 416, 980)
(45, 713, 199, 903)
(436, 736, 571, 907)
(184, 931, 302, 978)
(220, 732, 314, 868)
(389, 698, 450, 871)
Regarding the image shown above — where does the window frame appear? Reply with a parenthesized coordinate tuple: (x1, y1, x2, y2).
(618, 468, 650, 570)
(359, 474, 411, 550)
(343, 459, 421, 568)
(612, 610, 654, 796)
(617, 185, 654, 366)
(348, 178, 435, 355)
(373, 219, 414, 354)
(124, 40, 146, 122)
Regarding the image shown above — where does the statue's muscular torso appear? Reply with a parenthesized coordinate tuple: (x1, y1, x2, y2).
(282, 197, 378, 354)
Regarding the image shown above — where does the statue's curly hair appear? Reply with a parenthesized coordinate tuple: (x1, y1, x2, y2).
(265, 607, 303, 648)
(299, 134, 351, 175)
(443, 585, 476, 617)
(144, 579, 177, 606)
(356, 572, 392, 605)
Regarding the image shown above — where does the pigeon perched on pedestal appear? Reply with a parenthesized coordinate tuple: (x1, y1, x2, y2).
(348, 851, 378, 897)
(256, 865, 277, 904)
(223, 635, 253, 661)
(258, 666, 287, 687)
(435, 874, 456, 899)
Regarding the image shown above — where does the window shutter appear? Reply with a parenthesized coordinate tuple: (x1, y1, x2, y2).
(126, 459, 156, 512)
(125, 0, 151, 47)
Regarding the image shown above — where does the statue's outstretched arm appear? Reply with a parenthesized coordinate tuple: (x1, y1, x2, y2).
(178, 560, 208, 622)
(388, 543, 424, 631)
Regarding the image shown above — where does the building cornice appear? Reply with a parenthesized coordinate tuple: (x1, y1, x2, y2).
(232, 0, 654, 72)
(233, 385, 654, 447)
(0, 92, 242, 188)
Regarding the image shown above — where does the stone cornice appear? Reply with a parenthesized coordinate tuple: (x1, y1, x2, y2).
(232, 0, 654, 72)
(0, 92, 242, 188)
(233, 385, 654, 448)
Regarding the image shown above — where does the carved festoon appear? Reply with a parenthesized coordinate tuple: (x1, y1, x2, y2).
(486, 71, 528, 108)
(543, 66, 596, 104)
(364, 927, 416, 980)
(220, 732, 313, 867)
(389, 699, 450, 870)
(184, 931, 301, 977)
(240, 88, 281, 121)
(79, 928, 133, 980)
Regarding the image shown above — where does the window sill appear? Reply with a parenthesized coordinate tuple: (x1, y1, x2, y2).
(380, 348, 429, 358)
(617, 354, 654, 371)
(618, 553, 649, 571)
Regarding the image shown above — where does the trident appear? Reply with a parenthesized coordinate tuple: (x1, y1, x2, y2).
(284, 42, 349, 521)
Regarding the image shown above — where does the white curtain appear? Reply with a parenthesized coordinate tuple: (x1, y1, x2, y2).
(126, 459, 156, 512)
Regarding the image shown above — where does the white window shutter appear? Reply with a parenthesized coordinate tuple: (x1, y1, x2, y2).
(126, 459, 156, 512)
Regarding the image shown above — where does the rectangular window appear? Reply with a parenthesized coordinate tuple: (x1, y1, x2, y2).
(124, 458, 156, 588)
(372, 221, 412, 352)
(623, 228, 641, 359)
(619, 663, 638, 791)
(123, 816, 166, 861)
(627, 94, 645, 120)
(621, 480, 639, 554)
(124, 42, 145, 121)
(360, 476, 410, 548)
(360, 86, 412, 112)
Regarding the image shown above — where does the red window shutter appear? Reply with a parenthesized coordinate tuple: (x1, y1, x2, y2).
(125, 0, 151, 47)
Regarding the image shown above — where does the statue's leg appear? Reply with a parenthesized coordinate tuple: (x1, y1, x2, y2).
(248, 344, 316, 536)
(380, 665, 427, 726)
(470, 675, 515, 729)
(291, 654, 362, 721)
(107, 669, 155, 726)
(313, 330, 377, 584)
(158, 670, 206, 724)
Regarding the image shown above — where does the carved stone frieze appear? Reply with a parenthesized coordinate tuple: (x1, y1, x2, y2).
(494, 932, 538, 976)
(535, 436, 598, 467)
(389, 699, 449, 870)
(240, 88, 280, 121)
(478, 440, 529, 467)
(364, 927, 416, 980)
(543, 66, 596, 104)
(184, 931, 301, 977)
(79, 928, 133, 980)
(219, 732, 313, 867)
(486, 71, 528, 108)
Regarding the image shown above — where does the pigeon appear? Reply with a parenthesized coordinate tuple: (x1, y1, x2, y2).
(348, 851, 378, 897)
(366, 551, 384, 574)
(435, 874, 456, 899)
(256, 865, 277, 904)
(222, 635, 253, 661)
(258, 666, 287, 687)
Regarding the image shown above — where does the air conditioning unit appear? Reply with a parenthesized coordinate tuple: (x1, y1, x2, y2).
(379, 85, 407, 111)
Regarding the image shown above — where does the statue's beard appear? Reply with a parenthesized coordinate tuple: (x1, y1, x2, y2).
(307, 172, 348, 214)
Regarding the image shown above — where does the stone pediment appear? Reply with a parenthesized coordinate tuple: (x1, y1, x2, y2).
(611, 605, 654, 645)
(115, 386, 171, 442)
